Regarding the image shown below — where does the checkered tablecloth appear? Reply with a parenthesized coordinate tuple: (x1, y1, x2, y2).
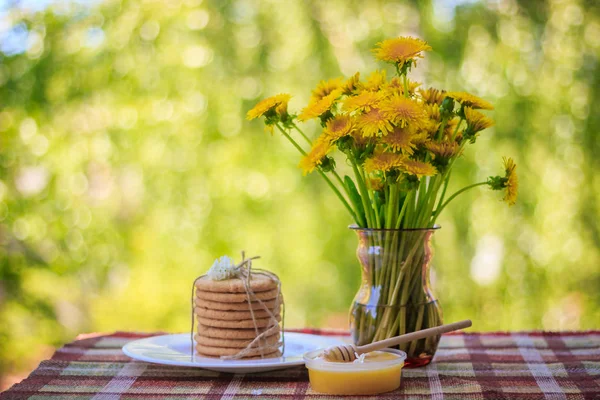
(2, 330, 600, 399)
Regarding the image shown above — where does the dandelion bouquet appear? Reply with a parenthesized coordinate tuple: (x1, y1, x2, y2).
(248, 37, 517, 363)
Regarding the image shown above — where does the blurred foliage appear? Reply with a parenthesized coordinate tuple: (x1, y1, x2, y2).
(1, 0, 599, 383)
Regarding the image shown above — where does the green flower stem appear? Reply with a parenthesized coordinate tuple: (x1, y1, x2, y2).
(395, 191, 409, 230)
(398, 232, 427, 342)
(291, 123, 313, 146)
(431, 141, 468, 223)
(381, 182, 399, 301)
(374, 231, 423, 341)
(372, 182, 382, 229)
(360, 167, 381, 285)
(416, 175, 442, 228)
(402, 74, 409, 98)
(331, 170, 346, 189)
(451, 118, 464, 141)
(376, 183, 397, 296)
(275, 124, 308, 155)
(429, 178, 444, 220)
(361, 167, 380, 228)
(403, 189, 415, 229)
(381, 231, 399, 305)
(407, 178, 426, 228)
(392, 185, 402, 228)
(350, 162, 378, 288)
(432, 181, 488, 221)
(414, 183, 425, 226)
(414, 178, 429, 226)
(437, 170, 452, 213)
(275, 124, 358, 223)
(408, 304, 425, 355)
(316, 175, 357, 224)
(351, 162, 374, 228)
(389, 230, 419, 305)
(387, 191, 409, 306)
(378, 182, 399, 297)
(436, 116, 449, 141)
(385, 182, 396, 229)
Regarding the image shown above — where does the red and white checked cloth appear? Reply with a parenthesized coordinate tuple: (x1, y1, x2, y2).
(2, 329, 600, 399)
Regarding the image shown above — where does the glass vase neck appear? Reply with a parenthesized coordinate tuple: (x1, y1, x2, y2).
(349, 224, 441, 233)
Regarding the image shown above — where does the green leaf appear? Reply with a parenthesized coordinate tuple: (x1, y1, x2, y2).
(344, 175, 366, 227)
(373, 191, 384, 228)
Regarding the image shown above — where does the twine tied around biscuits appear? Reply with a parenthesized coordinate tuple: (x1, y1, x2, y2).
(191, 251, 285, 360)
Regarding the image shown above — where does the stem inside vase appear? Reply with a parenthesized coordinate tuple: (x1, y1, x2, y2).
(349, 226, 443, 368)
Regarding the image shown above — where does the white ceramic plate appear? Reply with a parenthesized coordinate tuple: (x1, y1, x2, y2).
(122, 332, 345, 373)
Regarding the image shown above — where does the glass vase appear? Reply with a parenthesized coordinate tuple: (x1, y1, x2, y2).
(349, 226, 443, 368)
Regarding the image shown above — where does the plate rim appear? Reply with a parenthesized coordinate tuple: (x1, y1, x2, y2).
(122, 332, 343, 370)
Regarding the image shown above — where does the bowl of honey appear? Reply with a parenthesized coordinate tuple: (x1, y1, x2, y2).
(303, 348, 407, 395)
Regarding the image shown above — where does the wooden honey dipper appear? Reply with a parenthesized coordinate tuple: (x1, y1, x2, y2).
(322, 319, 472, 362)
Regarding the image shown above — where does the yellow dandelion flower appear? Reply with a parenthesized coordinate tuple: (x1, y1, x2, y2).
(276, 101, 288, 117)
(384, 78, 403, 96)
(446, 91, 494, 110)
(385, 77, 421, 96)
(443, 117, 462, 140)
(502, 157, 518, 205)
(343, 72, 360, 95)
(411, 131, 430, 146)
(419, 87, 446, 105)
(312, 77, 344, 101)
(298, 137, 333, 175)
(425, 103, 441, 120)
(419, 103, 453, 137)
(381, 126, 417, 155)
(464, 107, 494, 132)
(372, 36, 432, 67)
(357, 108, 394, 137)
(444, 117, 458, 132)
(426, 141, 460, 159)
(380, 94, 427, 128)
(420, 106, 442, 136)
(350, 128, 371, 147)
(369, 177, 385, 191)
(246, 93, 291, 120)
(298, 89, 342, 121)
(406, 80, 421, 94)
(325, 115, 354, 141)
(364, 150, 405, 173)
(487, 157, 518, 205)
(399, 159, 437, 178)
(363, 70, 387, 92)
(343, 91, 382, 113)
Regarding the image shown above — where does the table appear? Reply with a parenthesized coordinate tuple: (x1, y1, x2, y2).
(2, 330, 599, 399)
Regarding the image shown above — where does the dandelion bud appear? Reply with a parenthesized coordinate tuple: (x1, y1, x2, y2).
(320, 156, 336, 172)
(440, 97, 455, 114)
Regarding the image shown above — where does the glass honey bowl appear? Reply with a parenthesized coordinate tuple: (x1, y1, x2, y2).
(303, 348, 407, 395)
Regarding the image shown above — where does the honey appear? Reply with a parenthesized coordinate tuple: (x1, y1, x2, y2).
(303, 349, 406, 395)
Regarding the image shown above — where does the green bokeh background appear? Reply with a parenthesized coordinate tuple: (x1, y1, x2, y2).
(1, 0, 599, 384)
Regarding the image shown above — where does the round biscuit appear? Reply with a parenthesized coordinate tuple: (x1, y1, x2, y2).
(195, 274, 278, 293)
(195, 288, 280, 303)
(196, 349, 282, 360)
(196, 315, 281, 329)
(193, 333, 280, 349)
(194, 306, 280, 321)
(196, 343, 282, 357)
(197, 323, 280, 340)
(194, 297, 281, 311)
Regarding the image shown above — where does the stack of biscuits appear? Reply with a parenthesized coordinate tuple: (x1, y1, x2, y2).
(193, 272, 283, 359)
